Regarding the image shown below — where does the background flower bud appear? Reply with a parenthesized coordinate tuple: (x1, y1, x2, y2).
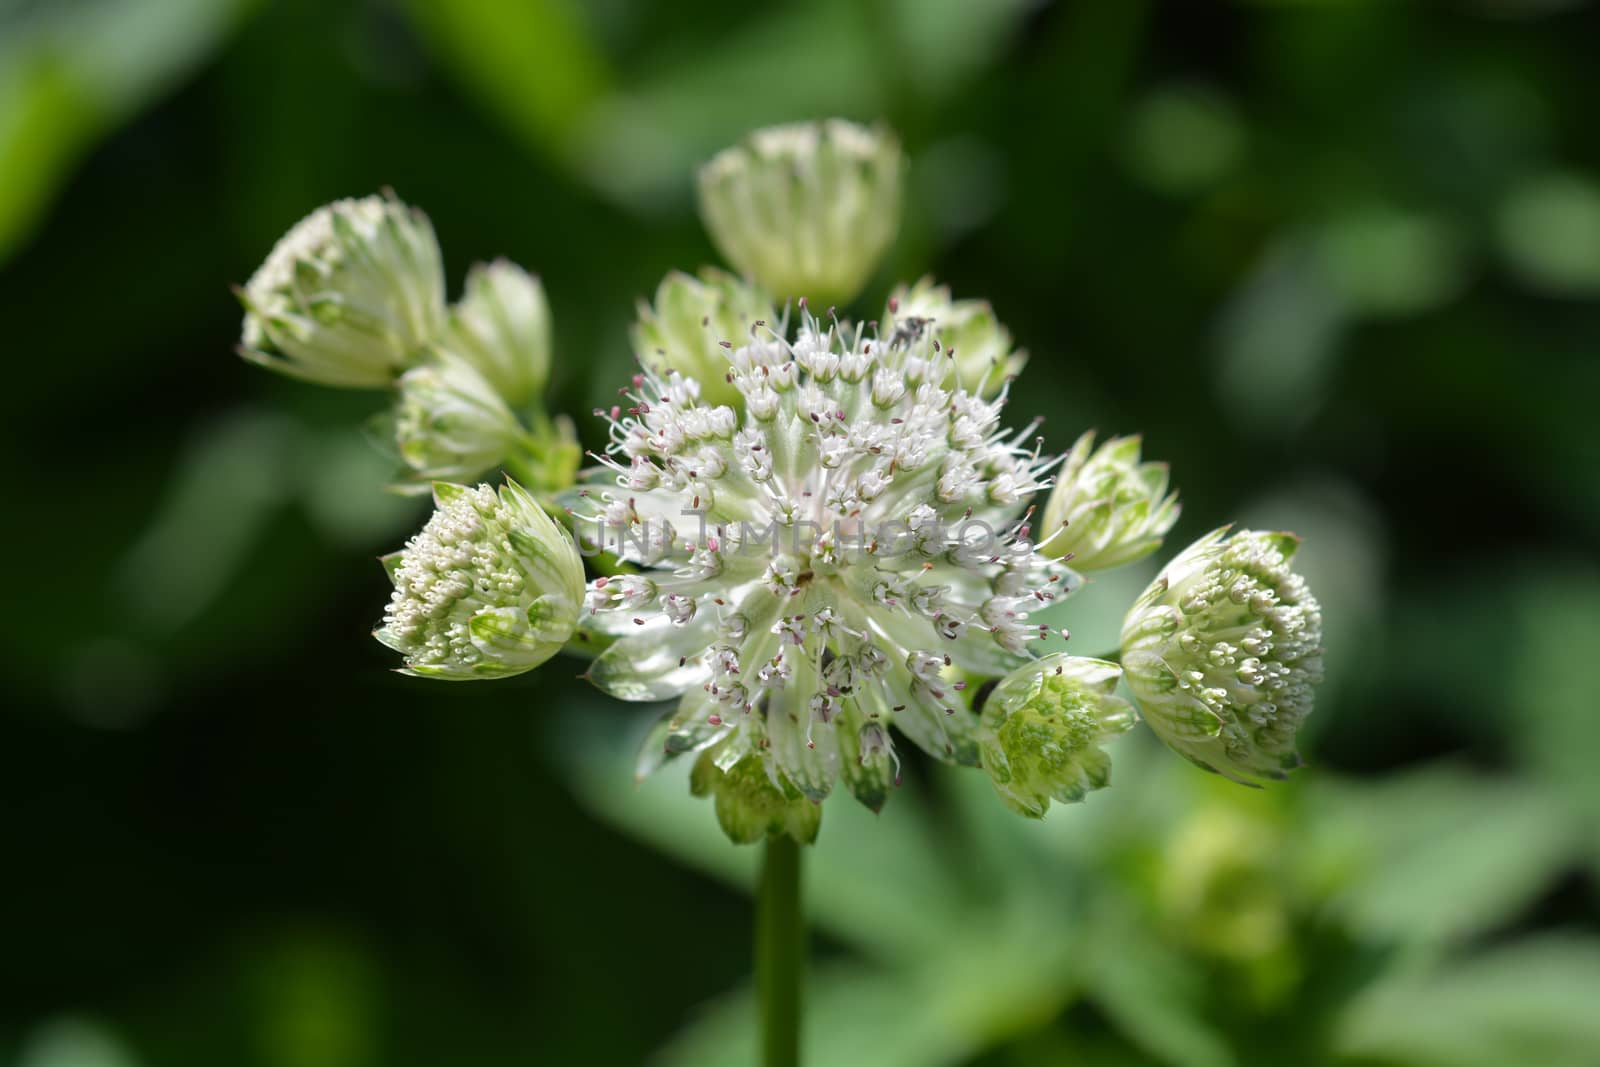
(631, 268, 776, 408)
(1040, 431, 1180, 571)
(697, 119, 903, 307)
(690, 748, 822, 845)
(375, 481, 584, 679)
(392, 353, 524, 489)
(1121, 528, 1325, 783)
(884, 276, 1026, 396)
(978, 653, 1136, 817)
(238, 192, 445, 388)
(444, 259, 551, 409)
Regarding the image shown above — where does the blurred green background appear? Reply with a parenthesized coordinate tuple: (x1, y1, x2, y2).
(4, 0, 1599, 1064)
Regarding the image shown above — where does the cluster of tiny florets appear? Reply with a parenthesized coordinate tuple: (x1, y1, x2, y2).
(377, 483, 582, 679)
(572, 302, 1074, 811)
(1122, 529, 1324, 783)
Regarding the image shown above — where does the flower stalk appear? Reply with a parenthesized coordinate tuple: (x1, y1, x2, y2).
(756, 834, 804, 1067)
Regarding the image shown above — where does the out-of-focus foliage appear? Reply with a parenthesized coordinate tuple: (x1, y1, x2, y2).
(2, 0, 1597, 1064)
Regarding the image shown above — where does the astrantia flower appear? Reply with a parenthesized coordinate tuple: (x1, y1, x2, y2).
(238, 193, 445, 388)
(393, 354, 524, 489)
(572, 306, 1075, 838)
(631, 269, 777, 409)
(979, 653, 1136, 817)
(884, 277, 1027, 397)
(697, 119, 903, 307)
(1040, 431, 1180, 571)
(444, 260, 552, 409)
(1121, 528, 1324, 783)
(377, 482, 583, 679)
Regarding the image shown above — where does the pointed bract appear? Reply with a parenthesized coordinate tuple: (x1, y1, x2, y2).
(1040, 431, 1180, 571)
(631, 268, 777, 409)
(444, 260, 551, 408)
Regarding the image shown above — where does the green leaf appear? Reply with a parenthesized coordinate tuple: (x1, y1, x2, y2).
(0, 0, 256, 263)
(1310, 764, 1579, 946)
(1337, 937, 1600, 1067)
(401, 0, 608, 162)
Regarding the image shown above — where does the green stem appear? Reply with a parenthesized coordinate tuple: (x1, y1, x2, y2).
(757, 834, 804, 1067)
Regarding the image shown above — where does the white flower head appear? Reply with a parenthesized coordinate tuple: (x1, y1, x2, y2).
(392, 353, 524, 490)
(884, 276, 1027, 398)
(698, 119, 903, 307)
(238, 192, 445, 388)
(1121, 528, 1324, 783)
(575, 303, 1076, 837)
(376, 481, 584, 679)
(444, 259, 552, 408)
(631, 268, 778, 409)
(1040, 431, 1180, 571)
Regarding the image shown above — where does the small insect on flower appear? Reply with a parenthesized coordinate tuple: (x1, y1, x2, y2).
(697, 119, 904, 307)
(883, 277, 1028, 399)
(237, 192, 446, 388)
(376, 481, 584, 679)
(1121, 527, 1324, 783)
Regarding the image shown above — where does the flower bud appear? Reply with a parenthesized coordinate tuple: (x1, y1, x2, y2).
(978, 653, 1136, 817)
(631, 269, 775, 408)
(697, 119, 903, 306)
(1040, 431, 1180, 571)
(690, 749, 821, 845)
(1121, 528, 1324, 783)
(375, 481, 584, 679)
(238, 193, 445, 388)
(884, 276, 1026, 396)
(445, 260, 551, 408)
(392, 354, 523, 489)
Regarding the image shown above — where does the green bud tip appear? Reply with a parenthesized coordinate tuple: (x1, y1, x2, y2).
(979, 653, 1136, 817)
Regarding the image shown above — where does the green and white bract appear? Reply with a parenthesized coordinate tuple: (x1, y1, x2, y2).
(1040, 431, 1180, 572)
(575, 300, 1076, 832)
(1121, 528, 1325, 783)
(697, 119, 903, 307)
(632, 269, 777, 410)
(238, 193, 445, 388)
(376, 482, 584, 679)
(393, 353, 524, 489)
(444, 260, 552, 409)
